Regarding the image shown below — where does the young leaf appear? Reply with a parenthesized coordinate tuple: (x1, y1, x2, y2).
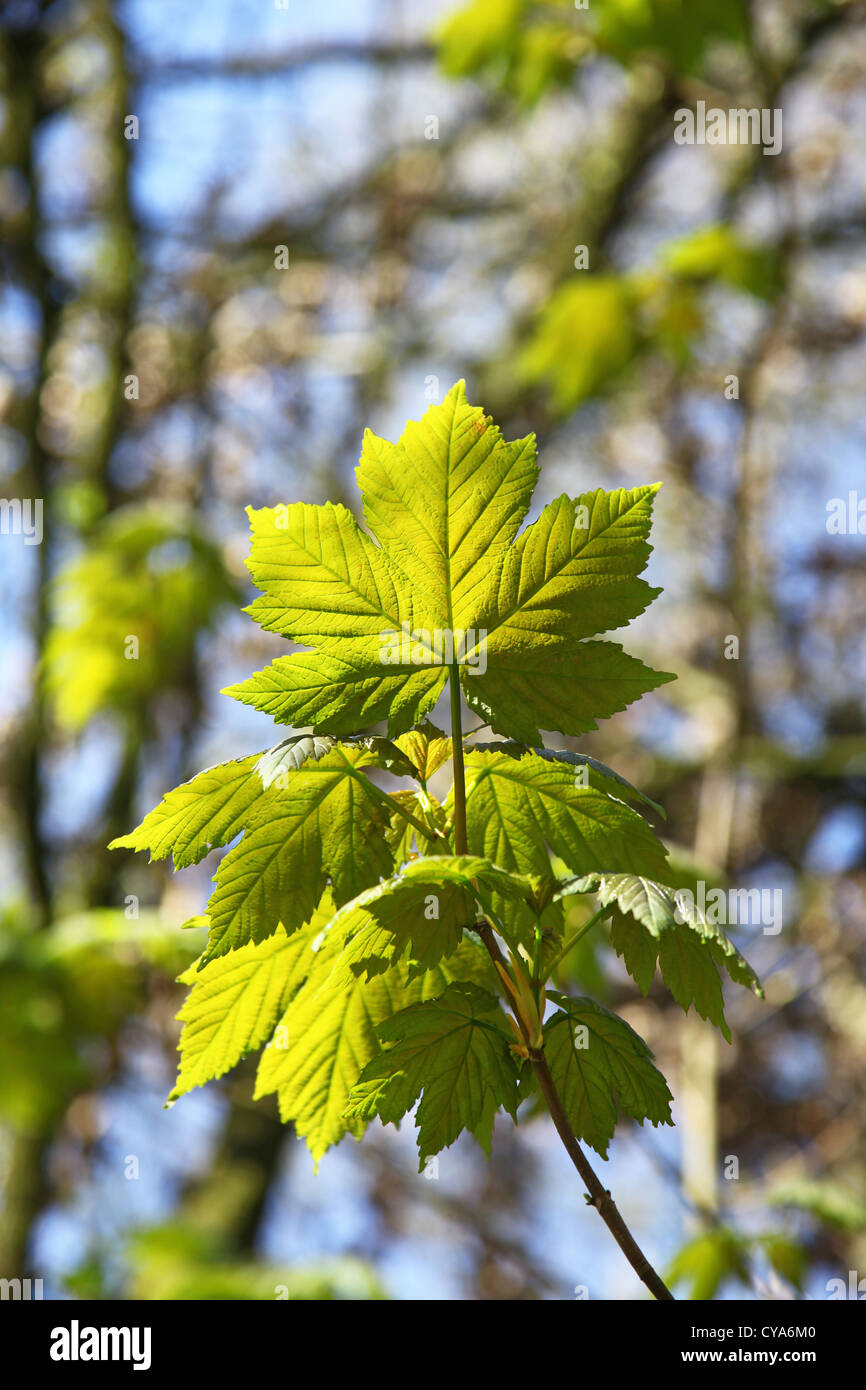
(224, 383, 674, 741)
(386, 789, 449, 863)
(394, 720, 453, 784)
(346, 982, 520, 1166)
(466, 740, 665, 817)
(356, 380, 539, 633)
(242, 499, 411, 644)
(199, 741, 403, 965)
(462, 640, 675, 745)
(225, 646, 448, 738)
(592, 873, 762, 1042)
(543, 992, 674, 1159)
(323, 854, 535, 983)
(477, 485, 663, 647)
(462, 748, 670, 881)
(168, 894, 334, 1101)
(253, 950, 417, 1166)
(109, 754, 264, 869)
(254, 937, 497, 1165)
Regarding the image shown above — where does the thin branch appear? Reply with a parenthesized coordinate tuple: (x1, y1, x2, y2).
(449, 670, 673, 1299)
(139, 40, 433, 84)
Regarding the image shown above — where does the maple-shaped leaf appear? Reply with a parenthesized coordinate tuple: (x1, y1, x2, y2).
(254, 935, 497, 1165)
(465, 741, 665, 817)
(346, 982, 520, 1166)
(462, 748, 670, 880)
(112, 737, 417, 967)
(323, 854, 535, 983)
(457, 746, 669, 948)
(108, 754, 264, 869)
(225, 647, 448, 738)
(543, 991, 674, 1158)
(168, 893, 335, 1101)
(394, 720, 453, 784)
(199, 740, 409, 965)
(462, 641, 674, 744)
(223, 381, 673, 740)
(357, 383, 539, 632)
(571, 873, 763, 1042)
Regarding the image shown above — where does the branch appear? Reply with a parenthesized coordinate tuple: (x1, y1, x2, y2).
(139, 40, 433, 84)
(448, 671, 673, 1299)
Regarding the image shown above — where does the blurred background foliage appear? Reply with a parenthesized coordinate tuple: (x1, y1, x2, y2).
(0, 0, 865, 1300)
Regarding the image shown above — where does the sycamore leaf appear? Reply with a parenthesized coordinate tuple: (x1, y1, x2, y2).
(168, 894, 334, 1101)
(590, 873, 762, 1042)
(200, 741, 403, 965)
(109, 754, 263, 869)
(346, 982, 520, 1166)
(109, 734, 413, 868)
(225, 386, 673, 741)
(242, 499, 411, 644)
(462, 748, 670, 881)
(323, 854, 535, 983)
(395, 720, 453, 784)
(224, 647, 448, 739)
(357, 381, 538, 633)
(255, 733, 414, 785)
(111, 380, 691, 1171)
(465, 741, 665, 818)
(478, 485, 662, 647)
(254, 936, 496, 1164)
(462, 640, 674, 744)
(386, 789, 450, 863)
(543, 992, 674, 1158)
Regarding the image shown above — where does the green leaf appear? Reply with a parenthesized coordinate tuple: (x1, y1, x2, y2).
(256, 733, 388, 783)
(109, 735, 410, 869)
(226, 391, 672, 742)
(465, 741, 665, 818)
(596, 0, 749, 76)
(463, 641, 675, 743)
(169, 894, 334, 1100)
(113, 380, 688, 1166)
(254, 935, 496, 1164)
(666, 1229, 751, 1301)
(200, 741, 402, 965)
(386, 789, 450, 863)
(520, 277, 638, 411)
(768, 1180, 866, 1234)
(463, 748, 670, 881)
(357, 379, 538, 633)
(759, 1234, 807, 1293)
(323, 854, 534, 982)
(254, 952, 414, 1166)
(243, 499, 411, 644)
(543, 992, 673, 1158)
(46, 505, 238, 732)
(394, 720, 453, 784)
(224, 646, 448, 739)
(478, 485, 662, 647)
(346, 982, 520, 1166)
(109, 754, 263, 868)
(596, 873, 762, 1041)
(660, 224, 780, 301)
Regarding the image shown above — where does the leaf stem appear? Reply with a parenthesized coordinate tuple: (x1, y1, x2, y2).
(546, 902, 615, 976)
(348, 763, 445, 844)
(449, 666, 468, 855)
